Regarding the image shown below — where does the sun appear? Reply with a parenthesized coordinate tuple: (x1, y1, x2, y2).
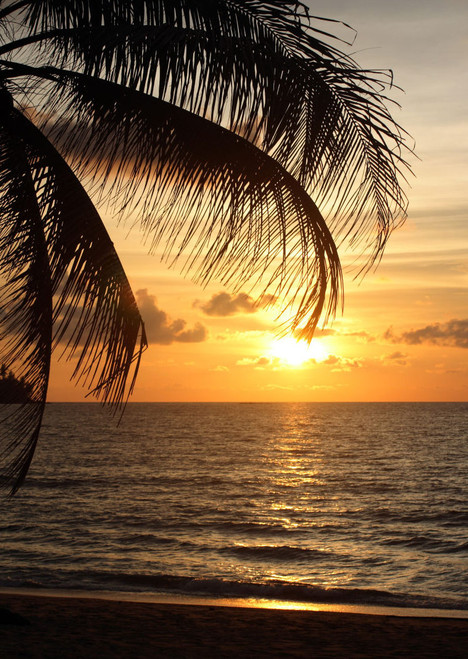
(269, 337, 328, 367)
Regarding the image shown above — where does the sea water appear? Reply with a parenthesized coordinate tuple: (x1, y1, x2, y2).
(1, 402, 467, 613)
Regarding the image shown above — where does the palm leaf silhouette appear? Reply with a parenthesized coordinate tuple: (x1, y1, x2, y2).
(0, 1, 412, 493)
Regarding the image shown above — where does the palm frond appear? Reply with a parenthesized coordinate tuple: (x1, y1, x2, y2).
(0, 0, 413, 492)
(0, 104, 52, 494)
(0, 103, 147, 493)
(22, 69, 341, 338)
(17, 108, 147, 405)
(17, 0, 411, 269)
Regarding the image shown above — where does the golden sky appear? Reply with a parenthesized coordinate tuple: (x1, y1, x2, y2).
(48, 0, 468, 402)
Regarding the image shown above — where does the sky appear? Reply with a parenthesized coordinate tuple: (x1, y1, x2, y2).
(48, 0, 468, 403)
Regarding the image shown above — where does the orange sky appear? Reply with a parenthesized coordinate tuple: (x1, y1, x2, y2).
(48, 0, 468, 403)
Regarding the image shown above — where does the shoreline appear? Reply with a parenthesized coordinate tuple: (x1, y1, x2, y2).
(1, 591, 467, 658)
(1, 586, 468, 620)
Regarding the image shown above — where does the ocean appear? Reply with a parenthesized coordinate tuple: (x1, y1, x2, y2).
(1, 402, 467, 615)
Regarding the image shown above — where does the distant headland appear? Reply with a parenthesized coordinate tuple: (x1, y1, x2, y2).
(0, 365, 33, 403)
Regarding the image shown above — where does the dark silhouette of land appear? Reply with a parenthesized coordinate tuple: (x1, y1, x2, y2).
(0, 365, 33, 404)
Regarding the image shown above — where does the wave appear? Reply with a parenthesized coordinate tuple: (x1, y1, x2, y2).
(203, 521, 295, 535)
(1, 570, 467, 612)
(380, 535, 468, 553)
(220, 544, 344, 562)
(370, 508, 468, 527)
(4, 402, 467, 618)
(24, 476, 113, 490)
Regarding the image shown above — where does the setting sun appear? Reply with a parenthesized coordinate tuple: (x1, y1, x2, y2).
(269, 337, 328, 367)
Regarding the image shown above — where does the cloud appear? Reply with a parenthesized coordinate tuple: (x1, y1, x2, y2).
(196, 291, 276, 317)
(262, 384, 293, 391)
(236, 356, 274, 369)
(307, 384, 340, 391)
(383, 351, 408, 366)
(136, 289, 207, 345)
(303, 326, 375, 343)
(235, 350, 365, 372)
(384, 319, 468, 349)
(388, 351, 406, 359)
(47, 288, 208, 350)
(345, 330, 375, 343)
(215, 329, 268, 342)
(322, 354, 363, 371)
(303, 327, 337, 338)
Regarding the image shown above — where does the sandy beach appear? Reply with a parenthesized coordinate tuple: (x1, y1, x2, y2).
(0, 593, 467, 658)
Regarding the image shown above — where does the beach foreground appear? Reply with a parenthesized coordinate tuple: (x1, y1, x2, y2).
(1, 593, 467, 658)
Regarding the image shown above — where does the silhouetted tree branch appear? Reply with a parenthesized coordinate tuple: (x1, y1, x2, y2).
(0, 1, 412, 493)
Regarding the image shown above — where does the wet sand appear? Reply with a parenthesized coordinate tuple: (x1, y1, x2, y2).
(1, 592, 467, 658)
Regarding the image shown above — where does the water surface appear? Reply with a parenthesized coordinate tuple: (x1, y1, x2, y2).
(1, 402, 467, 612)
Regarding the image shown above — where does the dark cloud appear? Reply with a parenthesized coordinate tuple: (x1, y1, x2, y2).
(383, 351, 408, 366)
(386, 351, 407, 360)
(384, 319, 468, 349)
(136, 289, 207, 345)
(49, 292, 206, 351)
(196, 291, 276, 317)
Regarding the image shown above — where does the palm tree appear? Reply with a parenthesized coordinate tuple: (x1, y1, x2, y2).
(0, 0, 411, 493)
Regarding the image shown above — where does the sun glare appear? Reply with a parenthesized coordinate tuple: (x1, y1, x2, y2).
(269, 337, 328, 367)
